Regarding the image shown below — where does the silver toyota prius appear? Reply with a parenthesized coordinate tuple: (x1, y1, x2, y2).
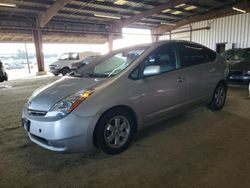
(22, 40, 228, 154)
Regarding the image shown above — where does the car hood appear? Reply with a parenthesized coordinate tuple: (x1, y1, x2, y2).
(50, 60, 62, 66)
(28, 76, 108, 112)
(229, 61, 250, 70)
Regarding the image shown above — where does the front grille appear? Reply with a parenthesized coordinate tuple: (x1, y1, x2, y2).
(229, 70, 243, 76)
(28, 109, 47, 116)
(30, 134, 49, 145)
(49, 65, 56, 70)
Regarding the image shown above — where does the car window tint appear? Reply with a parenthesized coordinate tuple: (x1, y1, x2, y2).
(205, 49, 217, 62)
(242, 50, 250, 61)
(69, 53, 79, 60)
(130, 67, 139, 79)
(141, 45, 177, 75)
(180, 44, 207, 67)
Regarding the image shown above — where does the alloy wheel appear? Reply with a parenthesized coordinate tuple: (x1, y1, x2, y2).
(104, 116, 131, 148)
(214, 86, 226, 107)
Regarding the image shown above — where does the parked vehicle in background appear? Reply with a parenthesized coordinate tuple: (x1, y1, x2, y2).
(49, 52, 101, 76)
(222, 48, 250, 85)
(3, 62, 25, 70)
(249, 82, 250, 97)
(70, 55, 101, 72)
(221, 48, 241, 60)
(0, 61, 8, 82)
(22, 41, 228, 155)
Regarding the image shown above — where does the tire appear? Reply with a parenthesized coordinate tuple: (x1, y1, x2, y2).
(4, 72, 8, 81)
(53, 73, 59, 76)
(61, 67, 70, 76)
(96, 108, 136, 155)
(208, 82, 227, 111)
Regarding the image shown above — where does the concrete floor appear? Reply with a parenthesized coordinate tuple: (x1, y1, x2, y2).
(0, 77, 250, 187)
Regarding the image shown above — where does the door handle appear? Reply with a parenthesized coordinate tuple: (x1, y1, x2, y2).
(209, 68, 216, 73)
(176, 76, 186, 83)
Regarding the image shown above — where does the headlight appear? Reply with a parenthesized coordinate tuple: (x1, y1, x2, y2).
(55, 65, 61, 69)
(45, 89, 94, 117)
(247, 71, 250, 75)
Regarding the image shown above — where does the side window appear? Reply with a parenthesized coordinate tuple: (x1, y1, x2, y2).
(180, 44, 207, 67)
(141, 45, 178, 76)
(130, 67, 139, 80)
(205, 49, 217, 62)
(69, 53, 79, 60)
(242, 50, 250, 61)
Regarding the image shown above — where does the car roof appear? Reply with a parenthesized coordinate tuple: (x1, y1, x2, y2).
(114, 40, 208, 53)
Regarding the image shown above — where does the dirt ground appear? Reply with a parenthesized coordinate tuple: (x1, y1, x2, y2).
(0, 77, 250, 188)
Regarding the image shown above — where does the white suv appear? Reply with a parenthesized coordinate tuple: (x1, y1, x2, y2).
(49, 52, 100, 76)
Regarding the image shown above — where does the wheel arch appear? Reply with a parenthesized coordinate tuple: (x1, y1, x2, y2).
(217, 79, 228, 91)
(62, 66, 70, 70)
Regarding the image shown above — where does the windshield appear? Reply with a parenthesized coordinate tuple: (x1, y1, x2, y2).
(59, 53, 79, 60)
(73, 47, 148, 78)
(59, 53, 69, 60)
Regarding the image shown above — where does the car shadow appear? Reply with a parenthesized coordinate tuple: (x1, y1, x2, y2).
(134, 110, 196, 142)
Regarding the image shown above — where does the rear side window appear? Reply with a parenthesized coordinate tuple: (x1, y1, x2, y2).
(180, 44, 206, 67)
(205, 49, 217, 62)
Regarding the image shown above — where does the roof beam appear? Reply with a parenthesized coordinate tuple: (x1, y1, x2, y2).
(38, 0, 73, 28)
(112, 0, 187, 31)
(152, 1, 250, 35)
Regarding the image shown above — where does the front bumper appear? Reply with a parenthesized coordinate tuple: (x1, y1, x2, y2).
(22, 105, 97, 153)
(49, 68, 61, 74)
(227, 75, 250, 85)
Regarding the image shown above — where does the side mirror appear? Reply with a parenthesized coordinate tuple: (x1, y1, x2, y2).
(143, 65, 161, 77)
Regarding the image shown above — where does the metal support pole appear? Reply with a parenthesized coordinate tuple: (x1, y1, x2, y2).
(32, 29, 46, 75)
(190, 24, 192, 42)
(169, 31, 172, 40)
(24, 43, 31, 74)
(108, 34, 113, 52)
(151, 34, 159, 42)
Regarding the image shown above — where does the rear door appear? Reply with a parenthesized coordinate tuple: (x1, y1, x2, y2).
(177, 43, 218, 103)
(138, 43, 189, 124)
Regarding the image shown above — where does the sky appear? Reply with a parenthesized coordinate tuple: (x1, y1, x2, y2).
(0, 28, 152, 56)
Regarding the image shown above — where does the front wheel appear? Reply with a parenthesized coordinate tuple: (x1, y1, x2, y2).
(208, 83, 227, 111)
(96, 109, 135, 155)
(61, 67, 70, 76)
(4, 72, 8, 81)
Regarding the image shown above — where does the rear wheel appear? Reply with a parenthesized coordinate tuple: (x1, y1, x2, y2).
(61, 67, 70, 76)
(53, 73, 59, 76)
(208, 83, 227, 111)
(96, 109, 135, 155)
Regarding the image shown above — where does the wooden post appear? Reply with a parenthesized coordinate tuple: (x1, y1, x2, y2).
(151, 29, 159, 42)
(32, 29, 46, 75)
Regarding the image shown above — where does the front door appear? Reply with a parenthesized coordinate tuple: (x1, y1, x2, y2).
(139, 44, 188, 124)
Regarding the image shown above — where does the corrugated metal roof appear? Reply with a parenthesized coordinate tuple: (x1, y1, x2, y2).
(0, 0, 248, 42)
